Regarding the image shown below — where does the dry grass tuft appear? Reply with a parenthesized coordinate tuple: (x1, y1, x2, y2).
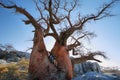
(0, 58, 29, 80)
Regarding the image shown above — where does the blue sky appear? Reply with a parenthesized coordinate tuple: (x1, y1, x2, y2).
(0, 0, 120, 67)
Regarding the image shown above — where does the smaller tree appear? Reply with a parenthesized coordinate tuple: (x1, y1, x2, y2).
(0, 44, 17, 59)
(0, 44, 16, 52)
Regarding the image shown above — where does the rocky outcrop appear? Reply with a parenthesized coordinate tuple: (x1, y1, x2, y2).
(0, 59, 7, 64)
(73, 72, 120, 80)
(6, 57, 20, 63)
(74, 61, 101, 76)
(0, 49, 6, 59)
(0, 49, 30, 63)
(73, 62, 120, 80)
(16, 51, 30, 59)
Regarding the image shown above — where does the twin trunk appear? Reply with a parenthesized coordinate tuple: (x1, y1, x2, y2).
(28, 28, 56, 80)
(28, 28, 73, 80)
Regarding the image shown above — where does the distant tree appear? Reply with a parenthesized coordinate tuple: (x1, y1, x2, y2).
(0, 0, 119, 80)
(0, 43, 16, 52)
(0, 43, 16, 59)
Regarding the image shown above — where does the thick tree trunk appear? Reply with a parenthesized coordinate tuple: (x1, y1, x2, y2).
(51, 42, 73, 80)
(28, 28, 57, 80)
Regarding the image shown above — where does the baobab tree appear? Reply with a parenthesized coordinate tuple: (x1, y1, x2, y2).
(0, 0, 118, 80)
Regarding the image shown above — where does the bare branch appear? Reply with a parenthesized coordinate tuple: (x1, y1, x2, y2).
(26, 47, 33, 52)
(48, 0, 59, 40)
(44, 33, 58, 39)
(33, 0, 67, 40)
(34, 0, 48, 23)
(77, 0, 118, 26)
(67, 36, 81, 51)
(33, 0, 61, 39)
(71, 51, 107, 64)
(0, 2, 40, 29)
(33, 0, 52, 36)
(64, 0, 77, 27)
(67, 31, 95, 52)
(22, 20, 31, 24)
(59, 0, 118, 45)
(53, 0, 60, 14)
(39, 0, 49, 10)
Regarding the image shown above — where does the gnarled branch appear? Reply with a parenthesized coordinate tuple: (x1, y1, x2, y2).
(0, 2, 41, 29)
(71, 51, 107, 64)
(59, 0, 117, 46)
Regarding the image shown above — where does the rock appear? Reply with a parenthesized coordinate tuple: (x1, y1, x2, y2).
(110, 74, 120, 80)
(74, 62, 101, 76)
(73, 72, 120, 80)
(6, 57, 20, 63)
(0, 48, 2, 52)
(74, 62, 83, 75)
(81, 72, 111, 80)
(0, 52, 5, 59)
(6, 51, 17, 59)
(0, 49, 6, 59)
(73, 76, 83, 80)
(0, 49, 30, 63)
(0, 59, 7, 64)
(16, 51, 30, 59)
(0, 48, 30, 60)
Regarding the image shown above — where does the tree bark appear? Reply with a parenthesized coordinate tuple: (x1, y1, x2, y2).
(51, 42, 73, 80)
(29, 28, 57, 80)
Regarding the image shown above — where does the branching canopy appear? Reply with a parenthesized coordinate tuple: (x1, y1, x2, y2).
(0, 0, 119, 63)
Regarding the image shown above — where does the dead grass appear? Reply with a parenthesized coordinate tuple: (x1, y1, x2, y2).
(0, 58, 29, 80)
